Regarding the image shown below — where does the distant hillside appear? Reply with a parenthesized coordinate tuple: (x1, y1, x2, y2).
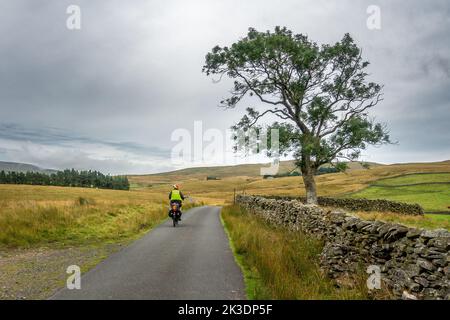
(130, 160, 294, 180)
(0, 161, 56, 174)
(129, 160, 384, 182)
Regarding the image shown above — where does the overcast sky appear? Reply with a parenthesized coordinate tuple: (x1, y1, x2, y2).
(0, 0, 449, 174)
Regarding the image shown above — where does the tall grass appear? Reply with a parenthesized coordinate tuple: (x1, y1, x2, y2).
(0, 200, 167, 247)
(0, 185, 177, 247)
(0, 184, 203, 248)
(221, 205, 369, 300)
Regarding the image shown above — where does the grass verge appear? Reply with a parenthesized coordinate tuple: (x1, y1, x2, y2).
(221, 205, 370, 300)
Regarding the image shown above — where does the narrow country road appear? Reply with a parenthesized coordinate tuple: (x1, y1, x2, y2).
(51, 206, 246, 300)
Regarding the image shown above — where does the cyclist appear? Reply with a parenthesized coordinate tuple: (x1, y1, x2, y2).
(169, 184, 185, 220)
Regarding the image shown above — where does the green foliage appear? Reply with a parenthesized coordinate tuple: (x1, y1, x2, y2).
(0, 203, 165, 247)
(317, 167, 340, 175)
(203, 26, 391, 173)
(0, 169, 130, 190)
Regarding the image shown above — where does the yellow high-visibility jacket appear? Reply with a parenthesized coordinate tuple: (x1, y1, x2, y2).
(169, 189, 184, 201)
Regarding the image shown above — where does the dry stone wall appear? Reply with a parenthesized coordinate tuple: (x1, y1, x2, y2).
(236, 195, 449, 300)
(258, 195, 424, 215)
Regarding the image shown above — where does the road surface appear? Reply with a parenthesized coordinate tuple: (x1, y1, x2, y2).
(51, 206, 246, 300)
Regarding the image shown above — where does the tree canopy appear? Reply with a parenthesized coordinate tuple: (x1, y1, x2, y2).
(203, 27, 391, 203)
(0, 169, 130, 190)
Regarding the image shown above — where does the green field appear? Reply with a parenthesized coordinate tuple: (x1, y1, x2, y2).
(349, 173, 450, 213)
(372, 173, 450, 186)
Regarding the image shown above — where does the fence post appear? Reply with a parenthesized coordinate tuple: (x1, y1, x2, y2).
(233, 188, 236, 204)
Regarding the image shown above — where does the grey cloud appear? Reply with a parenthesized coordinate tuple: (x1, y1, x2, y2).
(0, 123, 170, 158)
(0, 123, 172, 174)
(1, 144, 175, 175)
(420, 54, 450, 78)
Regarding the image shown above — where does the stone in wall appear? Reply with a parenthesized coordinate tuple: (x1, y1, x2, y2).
(261, 195, 424, 215)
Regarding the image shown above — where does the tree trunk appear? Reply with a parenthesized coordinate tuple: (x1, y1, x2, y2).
(301, 166, 318, 205)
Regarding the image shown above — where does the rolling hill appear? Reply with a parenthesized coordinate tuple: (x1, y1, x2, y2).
(129, 160, 383, 182)
(0, 161, 56, 174)
(128, 160, 450, 211)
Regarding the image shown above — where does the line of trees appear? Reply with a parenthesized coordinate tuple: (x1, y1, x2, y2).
(263, 167, 339, 179)
(316, 167, 340, 175)
(0, 169, 130, 190)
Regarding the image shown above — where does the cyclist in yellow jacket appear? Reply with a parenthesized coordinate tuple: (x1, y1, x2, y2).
(169, 184, 185, 219)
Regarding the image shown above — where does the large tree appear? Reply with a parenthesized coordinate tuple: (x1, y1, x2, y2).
(203, 27, 391, 204)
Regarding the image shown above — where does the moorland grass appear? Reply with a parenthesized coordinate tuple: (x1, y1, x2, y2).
(131, 161, 450, 205)
(0, 184, 200, 247)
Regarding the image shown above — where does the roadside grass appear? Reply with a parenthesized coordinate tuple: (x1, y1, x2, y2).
(0, 199, 166, 248)
(0, 184, 200, 248)
(221, 205, 371, 300)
